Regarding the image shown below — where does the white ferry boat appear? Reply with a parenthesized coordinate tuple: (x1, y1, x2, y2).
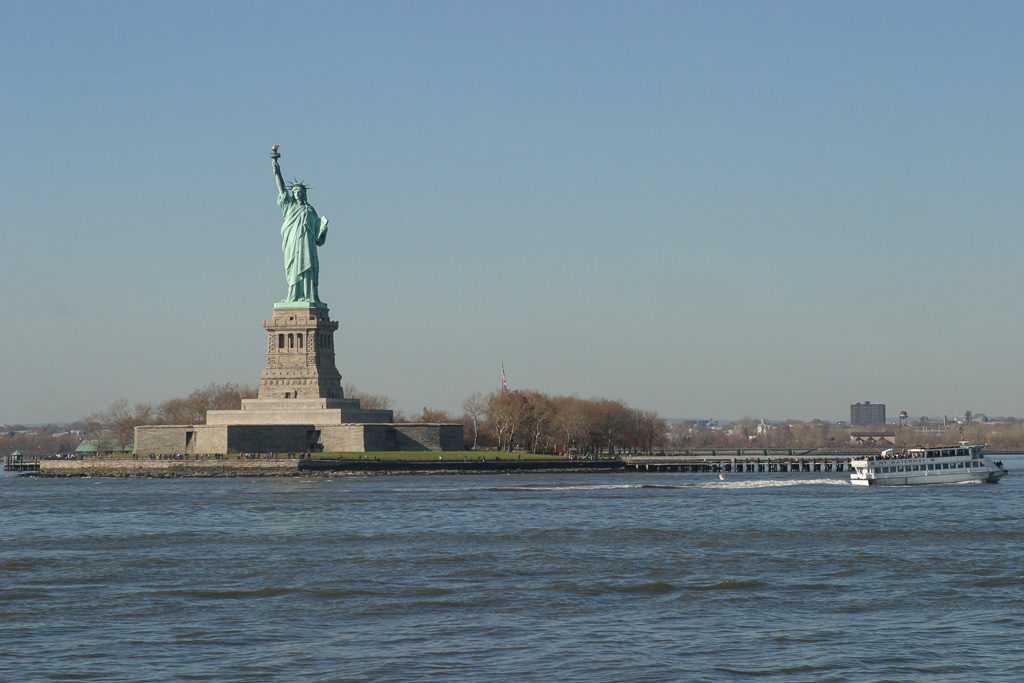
(850, 443, 1006, 486)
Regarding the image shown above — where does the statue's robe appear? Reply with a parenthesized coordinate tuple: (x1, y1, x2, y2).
(278, 192, 326, 300)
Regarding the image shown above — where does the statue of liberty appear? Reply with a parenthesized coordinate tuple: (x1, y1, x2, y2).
(271, 146, 329, 305)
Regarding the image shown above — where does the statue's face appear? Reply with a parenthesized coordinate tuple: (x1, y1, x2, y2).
(292, 186, 306, 202)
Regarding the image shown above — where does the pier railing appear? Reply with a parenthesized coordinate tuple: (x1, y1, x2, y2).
(3, 455, 41, 472)
(624, 453, 853, 473)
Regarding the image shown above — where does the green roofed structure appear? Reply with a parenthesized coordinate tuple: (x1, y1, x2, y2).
(76, 440, 132, 455)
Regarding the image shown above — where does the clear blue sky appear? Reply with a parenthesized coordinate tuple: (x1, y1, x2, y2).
(2, 1, 1022, 424)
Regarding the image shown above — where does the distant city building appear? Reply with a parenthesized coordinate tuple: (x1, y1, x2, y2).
(849, 430, 896, 446)
(850, 401, 886, 426)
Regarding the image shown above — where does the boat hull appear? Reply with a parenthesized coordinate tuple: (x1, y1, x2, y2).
(850, 469, 1006, 486)
(850, 443, 1006, 487)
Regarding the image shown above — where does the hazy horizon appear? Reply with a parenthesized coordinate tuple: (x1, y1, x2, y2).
(3, 2, 1023, 424)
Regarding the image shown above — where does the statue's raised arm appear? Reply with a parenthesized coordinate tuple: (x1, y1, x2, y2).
(271, 144, 286, 196)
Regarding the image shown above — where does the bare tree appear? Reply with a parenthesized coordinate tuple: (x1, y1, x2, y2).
(462, 392, 485, 450)
(89, 398, 156, 449)
(522, 391, 555, 453)
(417, 407, 456, 423)
(158, 397, 198, 425)
(486, 390, 530, 451)
(590, 399, 632, 454)
(635, 409, 667, 454)
(152, 382, 256, 425)
(550, 395, 588, 454)
(344, 383, 393, 410)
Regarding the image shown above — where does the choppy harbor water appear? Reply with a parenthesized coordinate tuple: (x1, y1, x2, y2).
(2, 458, 1023, 681)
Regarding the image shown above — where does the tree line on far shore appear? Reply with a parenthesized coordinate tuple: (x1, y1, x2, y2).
(52, 383, 671, 455)
(9, 381, 1024, 454)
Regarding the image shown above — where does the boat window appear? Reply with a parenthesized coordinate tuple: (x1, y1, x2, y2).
(927, 464, 934, 470)
(942, 463, 949, 469)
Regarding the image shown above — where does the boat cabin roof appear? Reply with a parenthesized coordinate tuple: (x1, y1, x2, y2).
(859, 444, 984, 461)
(907, 444, 981, 456)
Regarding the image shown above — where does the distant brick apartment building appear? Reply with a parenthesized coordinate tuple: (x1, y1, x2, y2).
(850, 401, 886, 426)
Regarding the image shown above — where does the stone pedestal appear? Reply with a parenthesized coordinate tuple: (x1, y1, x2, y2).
(207, 397, 393, 425)
(134, 303, 462, 455)
(209, 304, 395, 425)
(258, 305, 344, 400)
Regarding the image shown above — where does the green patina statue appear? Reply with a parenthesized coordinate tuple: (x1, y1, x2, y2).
(271, 146, 329, 306)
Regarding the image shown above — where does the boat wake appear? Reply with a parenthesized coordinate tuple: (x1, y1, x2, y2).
(389, 478, 850, 493)
(696, 478, 851, 489)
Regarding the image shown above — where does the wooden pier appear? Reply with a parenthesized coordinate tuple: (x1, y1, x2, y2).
(3, 455, 40, 472)
(624, 453, 852, 473)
